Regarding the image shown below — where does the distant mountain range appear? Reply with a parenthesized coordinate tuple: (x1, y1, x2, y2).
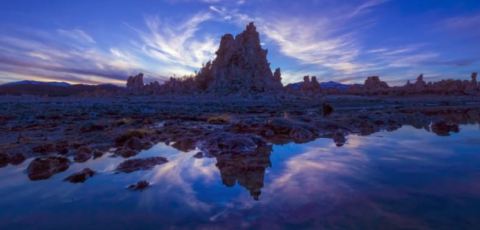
(3, 80, 72, 87)
(0, 80, 123, 96)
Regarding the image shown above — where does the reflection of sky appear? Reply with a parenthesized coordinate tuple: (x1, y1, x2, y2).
(0, 126, 480, 228)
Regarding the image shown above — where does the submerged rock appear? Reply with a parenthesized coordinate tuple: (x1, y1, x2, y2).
(431, 121, 459, 136)
(27, 156, 70, 180)
(64, 168, 95, 183)
(128, 180, 150, 191)
(116, 157, 168, 173)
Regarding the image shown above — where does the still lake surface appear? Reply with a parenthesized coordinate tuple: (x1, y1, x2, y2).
(0, 125, 479, 229)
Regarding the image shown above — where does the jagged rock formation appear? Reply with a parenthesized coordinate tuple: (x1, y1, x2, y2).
(300, 76, 321, 93)
(346, 76, 389, 95)
(413, 74, 427, 93)
(125, 23, 283, 95)
(285, 75, 322, 95)
(465, 72, 478, 94)
(126, 73, 144, 92)
(196, 22, 283, 94)
(121, 22, 478, 97)
(363, 76, 389, 94)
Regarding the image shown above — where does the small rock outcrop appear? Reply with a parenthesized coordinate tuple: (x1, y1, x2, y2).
(128, 180, 150, 191)
(27, 156, 70, 180)
(64, 168, 95, 183)
(363, 76, 389, 94)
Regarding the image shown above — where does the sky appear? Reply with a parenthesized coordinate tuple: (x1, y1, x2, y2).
(0, 0, 479, 86)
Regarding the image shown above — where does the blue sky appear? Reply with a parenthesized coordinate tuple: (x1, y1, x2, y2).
(0, 0, 479, 85)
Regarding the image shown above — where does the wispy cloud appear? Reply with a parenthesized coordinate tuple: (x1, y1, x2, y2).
(135, 12, 217, 75)
(207, 0, 387, 80)
(57, 29, 96, 44)
(444, 13, 480, 30)
(0, 12, 220, 84)
(260, 19, 362, 74)
(0, 29, 144, 84)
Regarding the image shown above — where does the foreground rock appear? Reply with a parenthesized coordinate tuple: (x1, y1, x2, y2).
(116, 157, 168, 173)
(27, 156, 70, 180)
(266, 118, 317, 143)
(200, 132, 266, 156)
(128, 180, 150, 191)
(114, 129, 156, 158)
(64, 168, 96, 183)
(0, 153, 8, 167)
(9, 154, 26, 165)
(74, 146, 93, 162)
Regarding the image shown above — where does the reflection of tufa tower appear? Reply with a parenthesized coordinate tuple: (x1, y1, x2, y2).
(215, 145, 272, 200)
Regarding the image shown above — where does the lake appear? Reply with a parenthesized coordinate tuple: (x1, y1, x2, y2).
(0, 124, 479, 229)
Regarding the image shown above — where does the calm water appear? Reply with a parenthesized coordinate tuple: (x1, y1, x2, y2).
(1, 125, 480, 229)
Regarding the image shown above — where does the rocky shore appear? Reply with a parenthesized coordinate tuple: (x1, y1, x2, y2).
(0, 95, 479, 194)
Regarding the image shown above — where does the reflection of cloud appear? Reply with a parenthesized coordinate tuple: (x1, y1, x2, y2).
(149, 147, 218, 211)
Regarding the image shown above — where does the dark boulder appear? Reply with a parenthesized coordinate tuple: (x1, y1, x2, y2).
(64, 168, 95, 183)
(0, 153, 8, 167)
(27, 156, 70, 180)
(128, 180, 150, 191)
(9, 153, 26, 165)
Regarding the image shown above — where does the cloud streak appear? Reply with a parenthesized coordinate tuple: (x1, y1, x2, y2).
(136, 13, 217, 74)
(0, 12, 221, 84)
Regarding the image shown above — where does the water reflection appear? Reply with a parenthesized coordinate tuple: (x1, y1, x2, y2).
(0, 112, 480, 228)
